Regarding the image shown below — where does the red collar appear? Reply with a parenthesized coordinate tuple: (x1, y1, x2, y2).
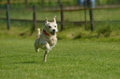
(43, 30, 50, 36)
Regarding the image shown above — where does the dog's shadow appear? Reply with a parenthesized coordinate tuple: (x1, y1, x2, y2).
(1, 55, 46, 65)
(12, 61, 48, 65)
(13, 61, 37, 64)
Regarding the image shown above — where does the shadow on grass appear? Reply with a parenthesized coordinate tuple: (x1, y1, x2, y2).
(13, 61, 37, 64)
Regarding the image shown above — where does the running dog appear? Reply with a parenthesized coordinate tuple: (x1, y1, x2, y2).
(34, 16, 58, 62)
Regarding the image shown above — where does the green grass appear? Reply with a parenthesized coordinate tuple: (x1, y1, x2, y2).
(0, 38, 120, 79)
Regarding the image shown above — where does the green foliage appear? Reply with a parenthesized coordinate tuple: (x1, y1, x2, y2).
(106, 0, 120, 4)
(97, 25, 112, 37)
(0, 21, 120, 42)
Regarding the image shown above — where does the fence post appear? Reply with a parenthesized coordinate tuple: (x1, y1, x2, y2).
(60, 4, 64, 31)
(7, 0, 10, 5)
(84, 1, 87, 30)
(89, 2, 94, 31)
(89, 8, 94, 31)
(6, 4, 10, 30)
(33, 5, 36, 32)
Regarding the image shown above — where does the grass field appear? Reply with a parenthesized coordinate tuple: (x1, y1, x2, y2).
(0, 38, 120, 79)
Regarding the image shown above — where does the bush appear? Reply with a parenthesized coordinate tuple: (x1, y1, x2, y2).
(97, 25, 112, 37)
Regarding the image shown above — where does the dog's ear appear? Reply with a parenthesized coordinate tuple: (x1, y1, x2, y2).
(45, 17, 48, 23)
(53, 16, 56, 23)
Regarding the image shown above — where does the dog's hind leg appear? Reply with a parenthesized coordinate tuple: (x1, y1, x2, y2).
(43, 50, 49, 62)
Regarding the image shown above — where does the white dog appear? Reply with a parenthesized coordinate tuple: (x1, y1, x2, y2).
(34, 16, 58, 62)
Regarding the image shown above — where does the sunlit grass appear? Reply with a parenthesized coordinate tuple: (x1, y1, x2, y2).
(0, 39, 120, 79)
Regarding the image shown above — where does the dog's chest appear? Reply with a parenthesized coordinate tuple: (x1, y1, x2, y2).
(47, 37, 57, 46)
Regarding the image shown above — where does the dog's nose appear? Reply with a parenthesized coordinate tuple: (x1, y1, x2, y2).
(53, 29, 55, 32)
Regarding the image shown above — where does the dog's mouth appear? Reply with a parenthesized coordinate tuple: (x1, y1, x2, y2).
(51, 31, 55, 35)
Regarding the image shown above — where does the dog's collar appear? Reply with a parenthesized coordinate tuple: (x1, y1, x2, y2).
(43, 30, 50, 36)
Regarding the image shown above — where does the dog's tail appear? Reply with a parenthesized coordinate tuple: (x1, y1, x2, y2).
(37, 28, 40, 38)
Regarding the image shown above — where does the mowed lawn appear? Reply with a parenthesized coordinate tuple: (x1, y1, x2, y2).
(0, 38, 120, 79)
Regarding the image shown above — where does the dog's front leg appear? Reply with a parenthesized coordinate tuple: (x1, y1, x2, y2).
(43, 50, 49, 62)
(43, 42, 50, 62)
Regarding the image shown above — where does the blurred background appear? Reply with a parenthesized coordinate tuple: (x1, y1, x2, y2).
(1, 1, 120, 79)
(0, 0, 120, 40)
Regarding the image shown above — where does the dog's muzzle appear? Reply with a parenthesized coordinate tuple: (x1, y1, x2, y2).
(51, 29, 56, 35)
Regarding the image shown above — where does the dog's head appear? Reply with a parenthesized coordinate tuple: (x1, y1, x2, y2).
(44, 16, 58, 35)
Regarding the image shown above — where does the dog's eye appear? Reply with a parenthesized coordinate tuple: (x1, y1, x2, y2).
(55, 26, 56, 27)
(49, 26, 51, 28)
